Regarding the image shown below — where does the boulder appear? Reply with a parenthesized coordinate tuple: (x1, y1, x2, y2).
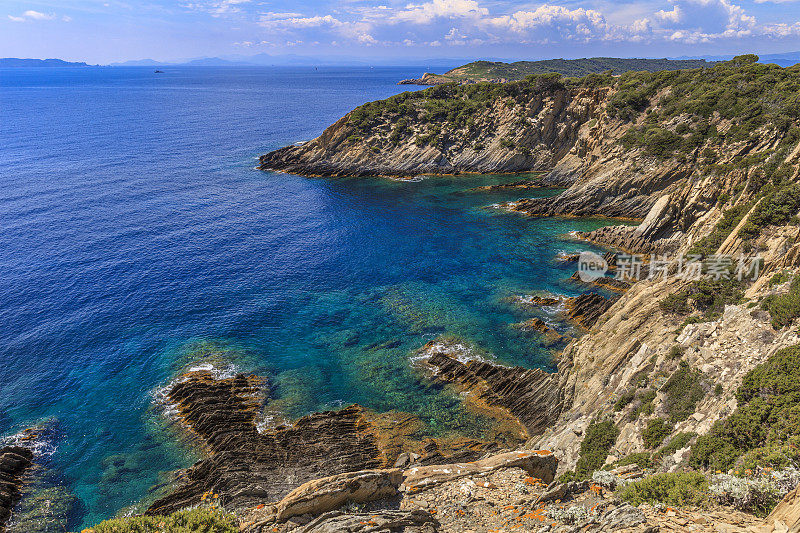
(296, 509, 438, 532)
(276, 469, 403, 520)
(401, 450, 557, 492)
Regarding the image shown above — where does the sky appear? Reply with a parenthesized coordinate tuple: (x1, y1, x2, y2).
(1, 0, 799, 64)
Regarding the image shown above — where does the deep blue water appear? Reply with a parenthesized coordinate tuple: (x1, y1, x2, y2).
(0, 66, 612, 528)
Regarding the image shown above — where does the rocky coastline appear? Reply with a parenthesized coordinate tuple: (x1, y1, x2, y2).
(8, 57, 800, 531)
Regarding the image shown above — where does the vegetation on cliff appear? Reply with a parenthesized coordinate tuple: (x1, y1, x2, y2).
(85, 507, 238, 533)
(406, 57, 717, 84)
(691, 345, 800, 471)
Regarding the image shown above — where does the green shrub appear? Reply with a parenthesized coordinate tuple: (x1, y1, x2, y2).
(688, 202, 754, 258)
(770, 270, 793, 287)
(616, 452, 654, 470)
(643, 418, 672, 448)
(655, 432, 697, 460)
(761, 275, 800, 329)
(660, 292, 690, 314)
(619, 472, 709, 507)
(499, 137, 515, 149)
(669, 345, 685, 360)
(740, 184, 800, 240)
(739, 437, 800, 470)
(629, 389, 657, 421)
(89, 508, 238, 532)
(575, 420, 620, 479)
(614, 390, 636, 412)
(662, 361, 706, 423)
(691, 345, 800, 471)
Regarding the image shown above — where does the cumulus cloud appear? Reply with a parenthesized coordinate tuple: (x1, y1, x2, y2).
(485, 6, 607, 43)
(392, 0, 488, 24)
(184, 0, 251, 16)
(233, 0, 797, 49)
(8, 10, 57, 22)
(647, 0, 755, 42)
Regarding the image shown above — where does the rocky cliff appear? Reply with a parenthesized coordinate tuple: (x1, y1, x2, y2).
(263, 57, 800, 258)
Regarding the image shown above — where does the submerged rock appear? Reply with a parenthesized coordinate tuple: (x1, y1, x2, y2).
(0, 446, 33, 530)
(511, 317, 566, 347)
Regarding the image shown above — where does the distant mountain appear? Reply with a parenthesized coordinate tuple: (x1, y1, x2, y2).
(760, 51, 800, 67)
(178, 57, 253, 66)
(108, 59, 166, 67)
(0, 58, 90, 67)
(673, 51, 800, 68)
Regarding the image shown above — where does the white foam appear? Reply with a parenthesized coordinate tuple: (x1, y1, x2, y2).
(0, 426, 58, 459)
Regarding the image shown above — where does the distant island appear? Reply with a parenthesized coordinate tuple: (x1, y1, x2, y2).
(399, 57, 718, 85)
(0, 58, 91, 68)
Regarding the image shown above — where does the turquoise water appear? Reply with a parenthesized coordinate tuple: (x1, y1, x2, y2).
(0, 66, 612, 528)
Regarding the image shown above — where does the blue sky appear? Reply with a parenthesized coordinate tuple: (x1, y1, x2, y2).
(2, 0, 799, 63)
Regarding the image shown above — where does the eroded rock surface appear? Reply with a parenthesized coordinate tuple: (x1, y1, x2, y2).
(0, 447, 33, 530)
(421, 350, 564, 438)
(147, 370, 387, 515)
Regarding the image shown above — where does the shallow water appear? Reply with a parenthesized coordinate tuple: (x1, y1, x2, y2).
(0, 66, 613, 528)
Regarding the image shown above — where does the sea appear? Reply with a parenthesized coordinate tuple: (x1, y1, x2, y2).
(0, 66, 613, 529)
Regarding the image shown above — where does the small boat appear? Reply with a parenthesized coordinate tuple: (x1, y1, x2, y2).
(154, 70, 164, 73)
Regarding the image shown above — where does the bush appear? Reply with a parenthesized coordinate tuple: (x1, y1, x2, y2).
(740, 437, 800, 470)
(740, 184, 800, 240)
(575, 420, 620, 479)
(619, 472, 709, 507)
(614, 390, 636, 412)
(662, 361, 706, 423)
(616, 452, 654, 470)
(687, 202, 754, 258)
(709, 468, 800, 516)
(770, 270, 793, 287)
(668, 345, 685, 360)
(643, 418, 672, 448)
(691, 345, 800, 471)
(629, 390, 657, 421)
(88, 508, 238, 532)
(655, 432, 697, 460)
(761, 275, 800, 329)
(660, 292, 690, 314)
(499, 137, 515, 149)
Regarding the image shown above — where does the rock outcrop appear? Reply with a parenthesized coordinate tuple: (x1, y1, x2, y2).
(421, 350, 564, 438)
(0, 447, 33, 531)
(147, 370, 388, 515)
(148, 368, 502, 516)
(260, 85, 609, 178)
(275, 469, 403, 521)
(564, 292, 615, 329)
(400, 450, 557, 492)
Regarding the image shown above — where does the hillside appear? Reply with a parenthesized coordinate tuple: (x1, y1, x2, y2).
(398, 57, 717, 85)
(0, 58, 90, 67)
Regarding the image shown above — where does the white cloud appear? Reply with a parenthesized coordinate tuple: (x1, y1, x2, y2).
(183, 0, 251, 16)
(8, 10, 57, 22)
(259, 14, 344, 29)
(235, 0, 797, 49)
(392, 0, 488, 24)
(485, 6, 608, 43)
